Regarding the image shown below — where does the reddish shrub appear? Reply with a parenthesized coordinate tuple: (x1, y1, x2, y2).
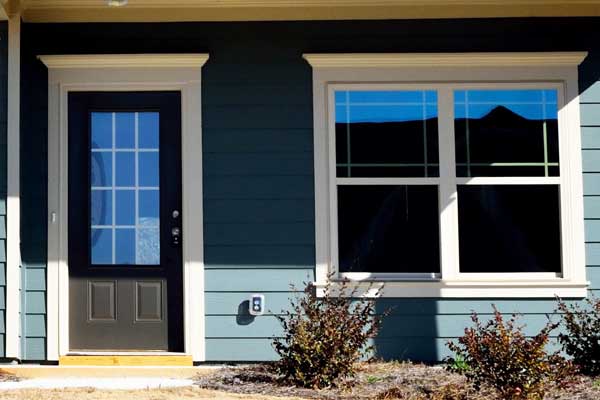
(447, 306, 575, 399)
(272, 278, 387, 389)
(556, 296, 600, 376)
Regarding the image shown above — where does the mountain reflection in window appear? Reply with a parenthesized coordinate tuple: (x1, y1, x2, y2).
(454, 89, 559, 177)
(335, 91, 439, 178)
(337, 185, 440, 273)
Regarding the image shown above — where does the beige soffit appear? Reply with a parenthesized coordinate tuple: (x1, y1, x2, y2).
(38, 53, 210, 68)
(303, 52, 590, 68)
(15, 0, 600, 22)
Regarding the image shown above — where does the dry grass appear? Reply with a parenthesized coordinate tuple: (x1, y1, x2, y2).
(195, 362, 483, 399)
(0, 364, 598, 400)
(194, 362, 600, 400)
(0, 386, 306, 400)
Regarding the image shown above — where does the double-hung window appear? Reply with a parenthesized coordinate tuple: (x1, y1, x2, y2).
(333, 89, 441, 279)
(306, 53, 588, 297)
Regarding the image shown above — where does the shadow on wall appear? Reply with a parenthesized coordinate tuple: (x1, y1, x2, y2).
(236, 300, 256, 326)
(374, 299, 441, 362)
(18, 34, 50, 361)
(579, 51, 600, 94)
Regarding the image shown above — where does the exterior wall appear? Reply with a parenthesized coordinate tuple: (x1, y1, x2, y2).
(0, 21, 7, 359)
(17, 18, 600, 361)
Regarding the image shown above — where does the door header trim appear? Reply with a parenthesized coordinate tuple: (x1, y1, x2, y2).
(39, 54, 210, 69)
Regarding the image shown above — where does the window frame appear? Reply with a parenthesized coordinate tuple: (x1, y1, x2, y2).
(306, 52, 588, 298)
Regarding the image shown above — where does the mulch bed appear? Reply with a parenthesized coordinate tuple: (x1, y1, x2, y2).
(194, 362, 600, 400)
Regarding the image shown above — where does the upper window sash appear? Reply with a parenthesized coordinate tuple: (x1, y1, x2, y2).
(328, 82, 564, 182)
(334, 91, 439, 178)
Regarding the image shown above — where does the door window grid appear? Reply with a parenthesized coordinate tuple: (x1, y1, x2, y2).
(91, 112, 160, 265)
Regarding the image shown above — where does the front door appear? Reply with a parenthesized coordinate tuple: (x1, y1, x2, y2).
(68, 92, 183, 351)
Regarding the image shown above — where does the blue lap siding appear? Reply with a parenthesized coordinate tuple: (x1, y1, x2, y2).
(15, 18, 600, 361)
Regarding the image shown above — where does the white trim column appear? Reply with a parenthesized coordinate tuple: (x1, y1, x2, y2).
(5, 7, 21, 360)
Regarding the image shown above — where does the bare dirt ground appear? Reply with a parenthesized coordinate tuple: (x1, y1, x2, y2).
(0, 363, 598, 400)
(0, 386, 305, 400)
(195, 362, 600, 400)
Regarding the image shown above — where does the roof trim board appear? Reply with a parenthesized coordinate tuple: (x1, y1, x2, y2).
(14, 1, 600, 22)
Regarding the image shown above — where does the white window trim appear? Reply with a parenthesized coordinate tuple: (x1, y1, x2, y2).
(40, 54, 208, 361)
(305, 52, 589, 298)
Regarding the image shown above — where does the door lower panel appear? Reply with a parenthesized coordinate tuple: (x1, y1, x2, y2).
(70, 278, 168, 351)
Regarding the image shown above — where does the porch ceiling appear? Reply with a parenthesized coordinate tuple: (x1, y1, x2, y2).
(0, 0, 599, 22)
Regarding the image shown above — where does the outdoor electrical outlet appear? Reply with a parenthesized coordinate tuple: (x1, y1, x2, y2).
(249, 294, 265, 316)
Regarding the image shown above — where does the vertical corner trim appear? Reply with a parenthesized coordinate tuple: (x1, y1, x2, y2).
(5, 13, 21, 359)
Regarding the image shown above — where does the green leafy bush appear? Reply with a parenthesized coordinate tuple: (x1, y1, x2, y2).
(445, 354, 470, 375)
(447, 306, 575, 399)
(556, 296, 600, 376)
(272, 278, 386, 389)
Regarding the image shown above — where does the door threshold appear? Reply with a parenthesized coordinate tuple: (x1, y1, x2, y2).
(67, 351, 189, 356)
(59, 353, 193, 366)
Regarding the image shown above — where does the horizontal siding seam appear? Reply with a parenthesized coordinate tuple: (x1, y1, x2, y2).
(204, 174, 313, 177)
(204, 291, 306, 294)
(204, 335, 567, 339)
(205, 197, 313, 201)
(205, 268, 314, 270)
(204, 128, 312, 131)
(206, 244, 314, 247)
(204, 151, 313, 155)
(206, 222, 313, 226)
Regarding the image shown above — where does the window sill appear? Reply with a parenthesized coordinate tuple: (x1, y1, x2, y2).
(315, 279, 589, 298)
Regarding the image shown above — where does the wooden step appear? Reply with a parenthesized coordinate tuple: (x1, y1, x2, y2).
(58, 354, 193, 366)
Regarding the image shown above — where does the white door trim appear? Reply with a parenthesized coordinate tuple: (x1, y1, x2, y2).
(41, 54, 209, 361)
